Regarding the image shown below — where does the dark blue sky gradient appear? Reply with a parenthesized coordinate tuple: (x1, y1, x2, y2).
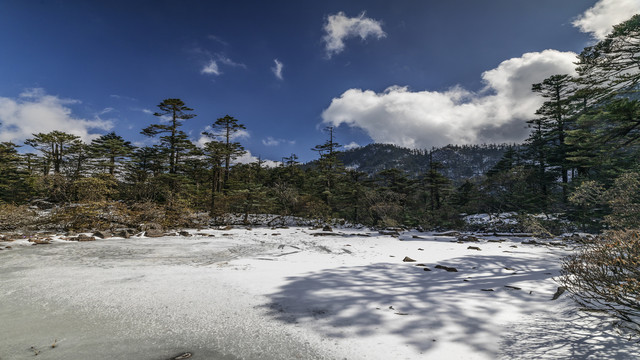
(0, 0, 599, 162)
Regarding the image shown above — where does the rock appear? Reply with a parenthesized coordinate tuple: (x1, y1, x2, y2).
(145, 229, 165, 238)
(435, 264, 458, 272)
(30, 199, 55, 210)
(402, 256, 416, 262)
(423, 267, 432, 271)
(551, 286, 566, 300)
(504, 285, 521, 290)
(115, 230, 130, 239)
(140, 223, 162, 231)
(76, 234, 95, 242)
(30, 239, 51, 245)
(457, 235, 479, 242)
(93, 231, 111, 239)
(467, 246, 482, 251)
(179, 231, 191, 237)
(523, 240, 543, 245)
(415, 263, 426, 267)
(322, 225, 333, 232)
(434, 231, 460, 237)
(412, 235, 424, 239)
(172, 353, 192, 360)
(481, 288, 494, 292)
(417, 248, 424, 251)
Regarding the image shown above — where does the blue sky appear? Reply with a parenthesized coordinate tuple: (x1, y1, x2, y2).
(0, 0, 638, 163)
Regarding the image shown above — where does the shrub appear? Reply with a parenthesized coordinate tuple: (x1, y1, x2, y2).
(560, 230, 640, 335)
(0, 204, 39, 231)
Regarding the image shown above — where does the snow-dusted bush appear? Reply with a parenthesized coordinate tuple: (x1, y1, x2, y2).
(0, 204, 40, 231)
(561, 230, 640, 335)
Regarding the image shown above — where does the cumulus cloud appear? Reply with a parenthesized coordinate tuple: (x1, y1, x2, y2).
(0, 88, 112, 144)
(201, 60, 221, 75)
(272, 59, 284, 80)
(323, 11, 386, 58)
(194, 126, 250, 148)
(234, 150, 280, 168)
(322, 50, 578, 149)
(343, 141, 360, 150)
(573, 0, 640, 40)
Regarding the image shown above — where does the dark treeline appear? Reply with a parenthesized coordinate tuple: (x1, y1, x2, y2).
(2, 16, 640, 232)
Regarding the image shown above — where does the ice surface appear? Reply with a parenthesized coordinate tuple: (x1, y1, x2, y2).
(1, 228, 637, 359)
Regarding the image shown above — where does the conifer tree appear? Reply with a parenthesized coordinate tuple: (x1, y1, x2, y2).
(89, 132, 135, 175)
(24, 131, 82, 174)
(202, 115, 246, 190)
(141, 99, 196, 174)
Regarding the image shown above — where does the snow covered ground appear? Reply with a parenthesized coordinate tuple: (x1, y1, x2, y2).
(0, 227, 638, 359)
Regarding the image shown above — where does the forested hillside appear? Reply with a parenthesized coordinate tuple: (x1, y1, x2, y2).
(338, 143, 512, 183)
(1, 16, 640, 235)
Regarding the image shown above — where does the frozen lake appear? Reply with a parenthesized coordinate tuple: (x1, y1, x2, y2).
(1, 228, 638, 359)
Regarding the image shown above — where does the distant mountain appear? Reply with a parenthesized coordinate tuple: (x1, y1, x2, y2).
(336, 143, 514, 183)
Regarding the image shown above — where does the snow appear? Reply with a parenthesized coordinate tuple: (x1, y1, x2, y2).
(0, 227, 638, 359)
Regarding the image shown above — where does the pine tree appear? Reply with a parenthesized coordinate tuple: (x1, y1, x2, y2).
(89, 132, 135, 175)
(141, 99, 196, 174)
(24, 131, 82, 175)
(202, 115, 247, 191)
(530, 74, 576, 203)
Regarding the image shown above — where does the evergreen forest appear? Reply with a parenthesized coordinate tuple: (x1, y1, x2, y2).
(2, 16, 640, 235)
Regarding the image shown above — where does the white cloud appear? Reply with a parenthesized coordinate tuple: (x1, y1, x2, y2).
(201, 60, 221, 75)
(0, 88, 112, 144)
(263, 136, 280, 146)
(218, 55, 246, 69)
(344, 141, 360, 150)
(272, 59, 284, 80)
(322, 50, 578, 149)
(234, 150, 280, 168)
(262, 136, 295, 147)
(195, 126, 250, 148)
(323, 11, 386, 58)
(573, 0, 640, 40)
(200, 54, 246, 77)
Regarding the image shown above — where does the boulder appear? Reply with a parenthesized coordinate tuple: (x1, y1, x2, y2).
(115, 229, 130, 239)
(179, 231, 191, 237)
(467, 246, 482, 251)
(434, 231, 460, 237)
(322, 225, 333, 232)
(457, 235, 479, 242)
(435, 264, 458, 272)
(93, 231, 111, 239)
(145, 229, 165, 238)
(551, 286, 566, 300)
(76, 234, 95, 242)
(402, 256, 416, 262)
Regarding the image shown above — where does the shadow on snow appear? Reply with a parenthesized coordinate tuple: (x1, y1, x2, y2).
(263, 253, 639, 358)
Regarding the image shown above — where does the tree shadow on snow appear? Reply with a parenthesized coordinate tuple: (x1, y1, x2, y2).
(500, 306, 640, 359)
(263, 254, 639, 358)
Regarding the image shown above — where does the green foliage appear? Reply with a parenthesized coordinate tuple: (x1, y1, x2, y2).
(73, 174, 118, 202)
(0, 204, 39, 231)
(141, 98, 196, 174)
(89, 132, 134, 175)
(24, 131, 82, 174)
(604, 172, 640, 229)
